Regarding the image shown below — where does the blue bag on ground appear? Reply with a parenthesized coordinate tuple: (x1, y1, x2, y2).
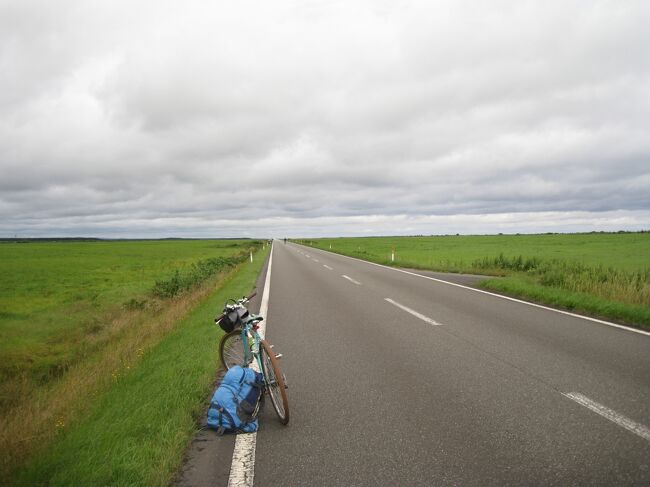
(207, 365, 263, 434)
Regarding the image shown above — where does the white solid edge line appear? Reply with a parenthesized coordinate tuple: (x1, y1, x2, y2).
(385, 298, 444, 326)
(227, 434, 256, 487)
(342, 274, 361, 285)
(302, 246, 650, 337)
(227, 243, 273, 487)
(563, 392, 650, 442)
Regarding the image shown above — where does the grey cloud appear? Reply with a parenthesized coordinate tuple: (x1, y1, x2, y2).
(1, 0, 649, 237)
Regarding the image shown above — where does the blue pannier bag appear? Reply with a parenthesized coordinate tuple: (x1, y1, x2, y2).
(207, 365, 263, 434)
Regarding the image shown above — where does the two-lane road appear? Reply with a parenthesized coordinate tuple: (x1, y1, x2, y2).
(178, 241, 650, 486)
(254, 242, 649, 486)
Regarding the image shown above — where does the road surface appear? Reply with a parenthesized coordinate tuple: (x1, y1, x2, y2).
(178, 241, 650, 486)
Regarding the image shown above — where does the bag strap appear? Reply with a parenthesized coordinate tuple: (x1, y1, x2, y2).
(233, 376, 261, 425)
(210, 402, 242, 435)
(245, 379, 263, 389)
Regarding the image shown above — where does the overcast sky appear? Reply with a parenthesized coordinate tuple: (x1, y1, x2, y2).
(1, 0, 649, 238)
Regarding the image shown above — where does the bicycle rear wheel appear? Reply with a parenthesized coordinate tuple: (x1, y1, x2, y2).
(219, 330, 249, 370)
(259, 340, 289, 424)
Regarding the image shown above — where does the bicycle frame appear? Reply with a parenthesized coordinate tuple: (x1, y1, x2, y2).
(236, 314, 266, 376)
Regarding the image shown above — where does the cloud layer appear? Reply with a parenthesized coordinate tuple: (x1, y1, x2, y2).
(1, 0, 649, 237)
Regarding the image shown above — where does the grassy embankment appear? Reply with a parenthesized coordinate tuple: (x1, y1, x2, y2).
(1, 239, 268, 485)
(300, 233, 650, 329)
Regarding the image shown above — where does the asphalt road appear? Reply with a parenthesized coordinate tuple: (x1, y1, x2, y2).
(179, 241, 650, 486)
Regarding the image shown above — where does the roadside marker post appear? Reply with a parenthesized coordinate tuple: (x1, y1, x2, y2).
(391, 245, 395, 262)
(250, 251, 253, 263)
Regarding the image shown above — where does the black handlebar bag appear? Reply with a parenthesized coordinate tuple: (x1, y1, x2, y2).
(218, 308, 249, 332)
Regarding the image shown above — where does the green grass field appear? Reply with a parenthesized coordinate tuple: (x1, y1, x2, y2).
(0, 239, 265, 484)
(11, 244, 269, 486)
(300, 233, 650, 328)
(0, 240, 254, 388)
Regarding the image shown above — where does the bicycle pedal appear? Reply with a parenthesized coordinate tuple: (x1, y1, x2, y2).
(275, 353, 283, 359)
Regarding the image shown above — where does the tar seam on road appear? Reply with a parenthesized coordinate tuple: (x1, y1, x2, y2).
(227, 243, 273, 487)
(342, 275, 361, 285)
(562, 392, 650, 442)
(304, 247, 650, 337)
(385, 298, 444, 326)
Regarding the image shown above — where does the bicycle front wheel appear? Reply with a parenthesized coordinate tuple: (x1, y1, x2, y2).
(259, 340, 289, 424)
(219, 330, 248, 370)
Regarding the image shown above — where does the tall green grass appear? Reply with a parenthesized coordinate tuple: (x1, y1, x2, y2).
(11, 245, 270, 486)
(472, 254, 650, 308)
(152, 255, 248, 298)
(302, 233, 650, 329)
(0, 240, 259, 392)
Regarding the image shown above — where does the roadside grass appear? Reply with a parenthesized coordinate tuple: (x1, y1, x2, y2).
(300, 233, 650, 329)
(0, 239, 263, 483)
(480, 276, 650, 326)
(10, 244, 269, 486)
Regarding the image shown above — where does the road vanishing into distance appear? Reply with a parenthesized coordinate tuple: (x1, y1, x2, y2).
(178, 241, 650, 486)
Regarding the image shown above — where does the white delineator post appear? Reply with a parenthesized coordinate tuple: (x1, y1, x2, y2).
(250, 251, 253, 263)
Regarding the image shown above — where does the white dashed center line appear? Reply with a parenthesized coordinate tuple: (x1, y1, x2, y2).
(342, 275, 361, 285)
(563, 392, 650, 442)
(384, 298, 444, 326)
(323, 265, 333, 270)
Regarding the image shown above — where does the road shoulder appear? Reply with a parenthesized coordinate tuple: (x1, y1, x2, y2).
(174, 250, 272, 487)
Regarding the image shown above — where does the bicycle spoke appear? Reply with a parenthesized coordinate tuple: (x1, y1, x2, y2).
(219, 331, 248, 370)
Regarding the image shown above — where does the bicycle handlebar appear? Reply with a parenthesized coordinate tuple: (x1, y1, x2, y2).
(214, 292, 257, 324)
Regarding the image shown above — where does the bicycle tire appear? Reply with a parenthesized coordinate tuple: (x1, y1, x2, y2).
(259, 339, 289, 424)
(219, 330, 247, 370)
